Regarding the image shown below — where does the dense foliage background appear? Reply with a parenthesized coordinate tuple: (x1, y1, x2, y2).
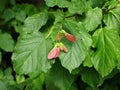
(0, 0, 120, 90)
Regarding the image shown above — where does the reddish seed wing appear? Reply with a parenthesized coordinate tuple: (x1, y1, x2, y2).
(60, 46, 64, 50)
(63, 46, 68, 52)
(48, 48, 57, 59)
(65, 33, 76, 42)
(56, 33, 62, 41)
(54, 48, 60, 58)
(48, 42, 69, 60)
(59, 42, 68, 52)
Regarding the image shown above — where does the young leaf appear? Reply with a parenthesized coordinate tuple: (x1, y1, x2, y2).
(92, 27, 120, 77)
(12, 32, 53, 75)
(23, 13, 48, 33)
(103, 0, 118, 9)
(103, 5, 120, 32)
(59, 19, 92, 72)
(0, 33, 14, 52)
(83, 7, 102, 31)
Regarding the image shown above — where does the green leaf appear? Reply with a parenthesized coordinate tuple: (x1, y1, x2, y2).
(91, 0, 107, 8)
(23, 4, 38, 16)
(16, 75, 25, 84)
(68, 0, 92, 14)
(0, 52, 1, 64)
(83, 54, 93, 68)
(0, 68, 4, 79)
(46, 61, 74, 90)
(12, 4, 38, 16)
(103, 12, 120, 30)
(2, 9, 15, 21)
(92, 27, 120, 77)
(23, 13, 48, 33)
(81, 68, 103, 88)
(0, 33, 14, 52)
(10, 21, 23, 34)
(10, 0, 15, 5)
(104, 84, 118, 90)
(54, 10, 64, 24)
(117, 57, 120, 70)
(15, 10, 26, 22)
(0, 68, 16, 90)
(83, 7, 102, 31)
(103, 0, 118, 9)
(103, 4, 120, 32)
(45, 0, 70, 8)
(0, 81, 7, 90)
(59, 19, 92, 72)
(0, 0, 7, 12)
(26, 74, 45, 90)
(12, 32, 53, 75)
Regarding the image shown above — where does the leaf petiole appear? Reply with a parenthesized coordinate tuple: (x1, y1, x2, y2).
(45, 26, 54, 39)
